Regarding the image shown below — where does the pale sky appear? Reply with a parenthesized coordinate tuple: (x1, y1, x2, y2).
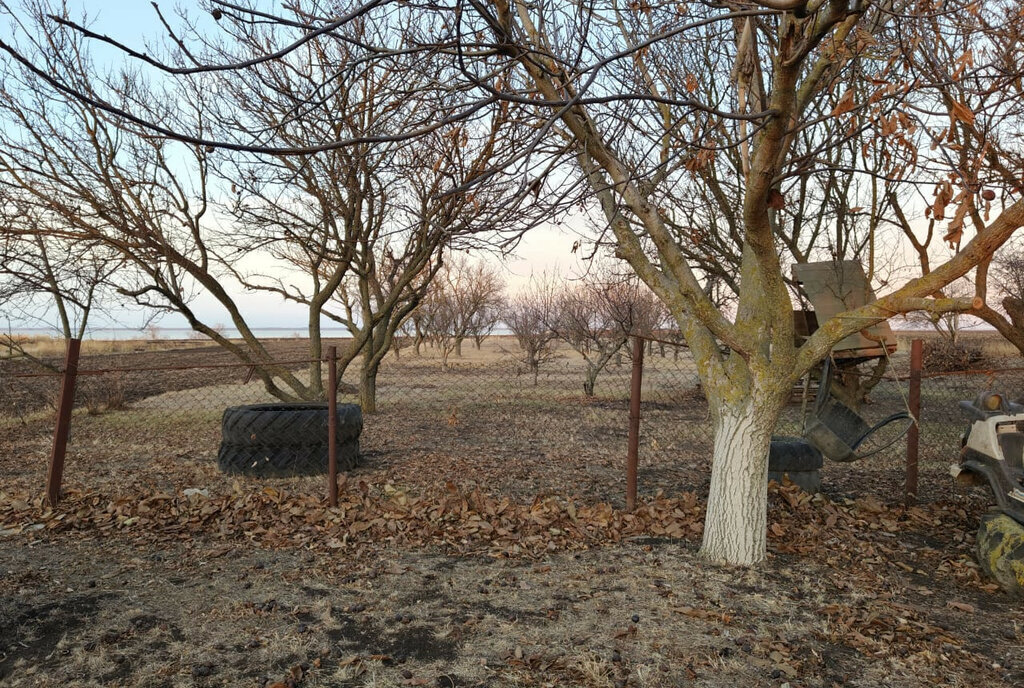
(2, 2, 590, 332)
(4, 2, 1000, 335)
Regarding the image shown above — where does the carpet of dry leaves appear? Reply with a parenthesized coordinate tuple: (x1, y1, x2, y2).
(1, 341, 1023, 687)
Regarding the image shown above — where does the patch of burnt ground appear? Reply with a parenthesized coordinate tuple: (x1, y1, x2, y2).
(326, 611, 459, 664)
(0, 593, 110, 679)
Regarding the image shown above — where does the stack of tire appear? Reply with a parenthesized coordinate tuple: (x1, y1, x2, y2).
(217, 403, 363, 477)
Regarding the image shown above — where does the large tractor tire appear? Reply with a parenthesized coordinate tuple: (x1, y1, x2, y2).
(217, 403, 362, 477)
(221, 403, 362, 445)
(976, 511, 1024, 597)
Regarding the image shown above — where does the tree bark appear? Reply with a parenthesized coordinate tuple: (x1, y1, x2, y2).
(699, 393, 783, 565)
(359, 360, 379, 413)
(583, 364, 598, 397)
(1004, 297, 1024, 332)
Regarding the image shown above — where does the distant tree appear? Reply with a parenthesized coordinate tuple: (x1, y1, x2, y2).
(994, 251, 1024, 342)
(550, 265, 663, 396)
(419, 256, 505, 367)
(904, 277, 979, 346)
(501, 274, 560, 385)
(0, 196, 124, 363)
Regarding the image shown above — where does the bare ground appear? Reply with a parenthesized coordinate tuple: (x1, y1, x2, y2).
(2, 339, 1023, 687)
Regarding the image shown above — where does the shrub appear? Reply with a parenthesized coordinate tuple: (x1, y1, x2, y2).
(921, 338, 987, 372)
(80, 375, 127, 415)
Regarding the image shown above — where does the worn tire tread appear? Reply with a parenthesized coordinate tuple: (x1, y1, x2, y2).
(217, 438, 360, 477)
(221, 403, 362, 446)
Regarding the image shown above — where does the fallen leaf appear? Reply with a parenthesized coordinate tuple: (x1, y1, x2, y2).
(946, 601, 975, 613)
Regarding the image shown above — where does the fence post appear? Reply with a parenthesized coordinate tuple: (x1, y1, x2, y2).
(626, 335, 645, 511)
(905, 338, 923, 506)
(45, 338, 82, 507)
(327, 345, 339, 508)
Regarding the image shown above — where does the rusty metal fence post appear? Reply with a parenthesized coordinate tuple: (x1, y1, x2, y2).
(626, 335, 645, 511)
(905, 338, 923, 506)
(327, 345, 339, 507)
(45, 338, 82, 506)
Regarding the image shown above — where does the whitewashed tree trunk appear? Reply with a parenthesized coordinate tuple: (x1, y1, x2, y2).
(699, 396, 781, 565)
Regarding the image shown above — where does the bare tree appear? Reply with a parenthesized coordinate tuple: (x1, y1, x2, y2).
(550, 265, 662, 396)
(0, 6, 324, 399)
(204, 13, 525, 409)
(0, 1, 539, 405)
(0, 194, 125, 359)
(420, 256, 505, 367)
(501, 274, 559, 385)
(464, 264, 506, 353)
(903, 277, 980, 346)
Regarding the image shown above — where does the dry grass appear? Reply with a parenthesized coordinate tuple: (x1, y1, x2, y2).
(0, 334, 215, 360)
(2, 519, 1020, 688)
(892, 329, 1023, 360)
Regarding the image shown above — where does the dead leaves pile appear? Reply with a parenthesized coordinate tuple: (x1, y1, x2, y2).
(767, 485, 995, 591)
(0, 480, 705, 557)
(819, 599, 964, 657)
(0, 481, 986, 584)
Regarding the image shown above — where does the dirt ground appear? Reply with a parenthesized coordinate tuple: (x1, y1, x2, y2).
(2, 338, 1024, 687)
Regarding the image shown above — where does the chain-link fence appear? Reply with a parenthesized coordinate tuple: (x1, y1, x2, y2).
(2, 335, 1021, 507)
(917, 367, 1024, 455)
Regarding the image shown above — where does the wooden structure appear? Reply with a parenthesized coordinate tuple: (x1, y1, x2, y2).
(792, 260, 897, 361)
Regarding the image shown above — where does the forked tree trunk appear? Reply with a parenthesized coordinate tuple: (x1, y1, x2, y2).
(699, 395, 782, 565)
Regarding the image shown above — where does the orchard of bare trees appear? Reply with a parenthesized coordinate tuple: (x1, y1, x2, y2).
(2, 0, 1024, 564)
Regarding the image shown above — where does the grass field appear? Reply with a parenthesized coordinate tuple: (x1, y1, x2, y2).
(1, 334, 220, 360)
(1, 333, 1023, 687)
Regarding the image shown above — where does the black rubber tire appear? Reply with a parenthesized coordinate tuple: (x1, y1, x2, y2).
(768, 436, 824, 472)
(767, 437, 823, 493)
(768, 469, 821, 493)
(218, 437, 360, 477)
(220, 403, 362, 446)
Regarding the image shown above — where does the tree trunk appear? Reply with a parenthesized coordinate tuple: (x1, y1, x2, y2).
(359, 334, 380, 413)
(1004, 296, 1024, 331)
(976, 302, 1024, 356)
(699, 395, 781, 565)
(455, 337, 464, 357)
(359, 362, 378, 413)
(583, 366, 598, 397)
